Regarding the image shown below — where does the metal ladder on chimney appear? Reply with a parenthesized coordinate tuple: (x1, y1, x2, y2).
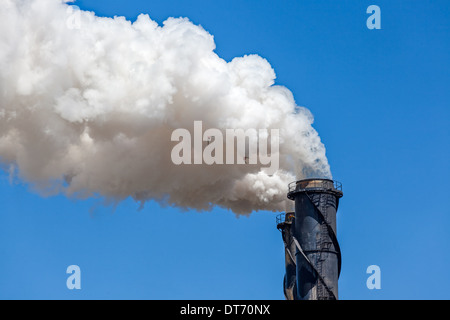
(316, 196, 334, 299)
(291, 235, 336, 300)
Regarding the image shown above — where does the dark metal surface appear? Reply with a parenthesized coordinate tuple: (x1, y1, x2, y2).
(278, 179, 343, 300)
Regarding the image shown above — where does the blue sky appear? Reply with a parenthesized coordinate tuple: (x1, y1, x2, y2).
(0, 0, 449, 299)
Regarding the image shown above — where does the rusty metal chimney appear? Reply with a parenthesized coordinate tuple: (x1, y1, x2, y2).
(277, 179, 343, 300)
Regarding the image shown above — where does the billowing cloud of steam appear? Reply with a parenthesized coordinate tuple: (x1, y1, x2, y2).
(0, 0, 331, 214)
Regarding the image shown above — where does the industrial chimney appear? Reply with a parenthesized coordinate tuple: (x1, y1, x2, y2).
(277, 179, 343, 300)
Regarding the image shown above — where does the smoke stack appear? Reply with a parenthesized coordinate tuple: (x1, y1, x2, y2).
(277, 179, 343, 300)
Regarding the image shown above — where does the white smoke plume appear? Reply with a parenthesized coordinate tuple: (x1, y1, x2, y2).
(0, 0, 331, 214)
